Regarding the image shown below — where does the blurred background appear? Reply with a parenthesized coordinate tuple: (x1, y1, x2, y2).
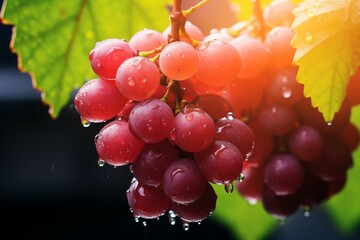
(1, 0, 360, 239)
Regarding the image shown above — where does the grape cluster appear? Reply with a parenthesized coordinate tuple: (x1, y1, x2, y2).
(73, 4, 257, 229)
(73, 0, 360, 229)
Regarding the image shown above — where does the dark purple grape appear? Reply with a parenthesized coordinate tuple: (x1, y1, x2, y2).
(236, 165, 265, 205)
(300, 167, 329, 208)
(163, 158, 207, 204)
(131, 140, 179, 187)
(170, 182, 217, 223)
(246, 121, 274, 167)
(264, 153, 304, 195)
(258, 103, 297, 136)
(288, 125, 324, 162)
(308, 136, 353, 181)
(215, 113, 255, 157)
(195, 140, 243, 185)
(126, 177, 171, 219)
(262, 185, 301, 220)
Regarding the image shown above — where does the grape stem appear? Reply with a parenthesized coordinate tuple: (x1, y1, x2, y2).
(252, 0, 266, 41)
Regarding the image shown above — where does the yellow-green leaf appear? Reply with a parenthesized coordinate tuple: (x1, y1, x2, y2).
(212, 184, 276, 240)
(0, 0, 171, 118)
(291, 0, 360, 122)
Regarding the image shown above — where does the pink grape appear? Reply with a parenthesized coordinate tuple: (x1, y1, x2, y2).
(172, 105, 216, 153)
(95, 119, 145, 167)
(129, 28, 166, 56)
(159, 41, 199, 81)
(74, 78, 128, 123)
(89, 38, 136, 79)
(116, 56, 160, 101)
(128, 98, 174, 143)
(126, 177, 171, 219)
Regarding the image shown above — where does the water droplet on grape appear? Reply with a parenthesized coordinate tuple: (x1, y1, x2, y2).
(237, 172, 245, 182)
(180, 53, 185, 58)
(305, 32, 313, 42)
(81, 118, 90, 127)
(128, 77, 136, 87)
(247, 198, 258, 206)
(282, 87, 292, 98)
(142, 221, 147, 227)
(182, 221, 190, 231)
(97, 159, 105, 167)
(226, 112, 234, 120)
(168, 210, 177, 225)
(327, 121, 332, 126)
(224, 182, 234, 194)
(185, 113, 194, 121)
(134, 216, 140, 222)
(214, 144, 227, 158)
(197, 41, 209, 51)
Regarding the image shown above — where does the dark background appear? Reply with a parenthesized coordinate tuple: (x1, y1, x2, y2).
(1, 1, 360, 239)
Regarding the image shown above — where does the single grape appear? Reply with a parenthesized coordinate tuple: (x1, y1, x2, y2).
(266, 66, 304, 106)
(162, 21, 204, 43)
(89, 38, 136, 79)
(129, 28, 166, 57)
(342, 122, 360, 152)
(172, 105, 216, 153)
(95, 119, 145, 167)
(230, 35, 268, 78)
(300, 167, 329, 208)
(215, 113, 255, 157)
(195, 140, 244, 185)
(262, 185, 301, 220)
(126, 177, 171, 219)
(159, 41, 199, 81)
(263, 0, 297, 27)
(74, 78, 128, 123)
(264, 153, 305, 196)
(128, 98, 174, 143)
(195, 40, 242, 87)
(288, 125, 324, 162)
(163, 158, 207, 204)
(265, 26, 295, 68)
(116, 56, 160, 101)
(170, 182, 217, 223)
(131, 140, 179, 187)
(258, 103, 297, 136)
(236, 165, 265, 205)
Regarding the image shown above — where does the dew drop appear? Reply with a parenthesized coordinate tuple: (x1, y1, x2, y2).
(134, 216, 140, 222)
(226, 112, 234, 120)
(168, 210, 177, 225)
(185, 113, 194, 121)
(197, 41, 209, 51)
(97, 159, 105, 167)
(182, 221, 190, 231)
(180, 53, 185, 58)
(247, 198, 258, 206)
(282, 87, 292, 98)
(305, 32, 313, 42)
(128, 77, 136, 87)
(327, 121, 332, 126)
(237, 172, 245, 182)
(81, 118, 90, 127)
(224, 182, 234, 194)
(142, 221, 147, 227)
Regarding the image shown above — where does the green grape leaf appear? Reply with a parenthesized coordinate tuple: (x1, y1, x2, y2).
(212, 184, 276, 240)
(325, 105, 360, 234)
(291, 0, 360, 122)
(0, 0, 171, 118)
